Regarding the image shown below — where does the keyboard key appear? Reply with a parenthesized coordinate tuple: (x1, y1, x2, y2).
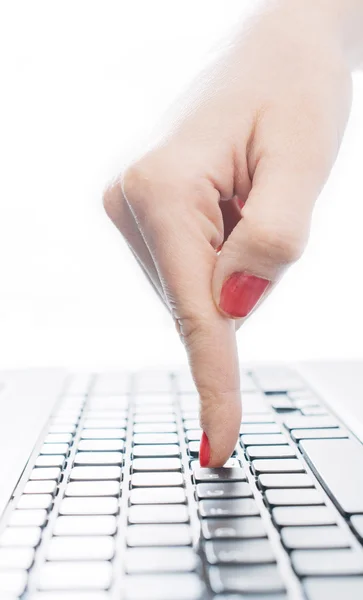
(183, 420, 200, 431)
(291, 549, 363, 576)
(0, 547, 34, 569)
(135, 394, 174, 406)
(253, 366, 304, 393)
(240, 423, 280, 435)
(241, 434, 287, 446)
(241, 413, 275, 423)
(209, 564, 285, 594)
(258, 473, 314, 489)
(132, 458, 181, 472)
(246, 446, 296, 460)
(201, 517, 266, 540)
(28, 593, 109, 600)
(133, 423, 177, 433)
(133, 433, 179, 445)
(132, 445, 180, 458)
(131, 473, 184, 487)
(124, 573, 204, 600)
(9, 509, 47, 527)
(92, 372, 130, 394)
(0, 570, 27, 595)
(265, 488, 324, 507)
(291, 428, 347, 441)
(30, 467, 61, 481)
(81, 429, 126, 440)
(199, 499, 259, 518)
(130, 488, 186, 504)
(241, 392, 270, 414)
(86, 410, 127, 420)
(84, 419, 127, 429)
(47, 536, 115, 561)
(128, 505, 189, 524)
(78, 439, 124, 452)
(127, 524, 192, 547)
(45, 433, 73, 444)
(269, 395, 294, 411)
(17, 494, 53, 510)
(40, 443, 69, 455)
(134, 414, 175, 424)
(300, 406, 328, 416)
(300, 438, 363, 515)
(0, 527, 41, 547)
(273, 506, 336, 527)
(284, 416, 338, 430)
(59, 497, 118, 515)
(37, 561, 112, 590)
(304, 577, 363, 600)
(48, 424, 76, 434)
(73, 452, 123, 466)
(35, 455, 65, 468)
(351, 515, 363, 541)
(185, 430, 201, 442)
(24, 481, 57, 495)
(53, 516, 117, 536)
(70, 467, 121, 481)
(65, 481, 120, 497)
(196, 483, 252, 499)
(194, 468, 246, 483)
(281, 526, 350, 550)
(252, 459, 305, 474)
(205, 539, 275, 564)
(125, 548, 197, 573)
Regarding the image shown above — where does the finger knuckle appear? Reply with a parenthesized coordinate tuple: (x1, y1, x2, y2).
(250, 222, 306, 264)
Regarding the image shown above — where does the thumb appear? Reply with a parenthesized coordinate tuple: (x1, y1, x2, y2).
(213, 162, 318, 319)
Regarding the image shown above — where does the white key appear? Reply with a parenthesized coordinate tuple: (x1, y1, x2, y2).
(125, 547, 197, 573)
(84, 419, 127, 429)
(70, 467, 121, 481)
(132, 445, 180, 458)
(132, 458, 181, 472)
(28, 594, 108, 600)
(9, 509, 47, 527)
(0, 527, 41, 547)
(135, 394, 173, 406)
(45, 433, 73, 444)
(37, 561, 112, 590)
(81, 428, 126, 440)
(0, 570, 27, 595)
(129, 505, 189, 524)
(88, 399, 128, 410)
(24, 481, 57, 495)
(48, 424, 76, 434)
(73, 452, 123, 466)
(134, 423, 177, 434)
(0, 547, 34, 569)
(17, 494, 53, 510)
(130, 488, 186, 505)
(53, 516, 117, 536)
(127, 524, 192, 547)
(78, 440, 124, 452)
(47, 536, 115, 561)
(92, 372, 130, 394)
(124, 574, 203, 600)
(133, 433, 179, 445)
(86, 411, 128, 419)
(35, 455, 65, 468)
(40, 444, 69, 455)
(65, 481, 119, 497)
(59, 497, 118, 515)
(131, 473, 184, 488)
(29, 468, 61, 481)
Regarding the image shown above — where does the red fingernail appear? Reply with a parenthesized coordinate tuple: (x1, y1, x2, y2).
(199, 432, 210, 467)
(220, 272, 270, 318)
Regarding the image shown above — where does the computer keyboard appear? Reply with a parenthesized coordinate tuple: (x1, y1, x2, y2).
(1, 366, 363, 599)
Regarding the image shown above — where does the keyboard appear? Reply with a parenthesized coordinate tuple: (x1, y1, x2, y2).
(1, 366, 363, 599)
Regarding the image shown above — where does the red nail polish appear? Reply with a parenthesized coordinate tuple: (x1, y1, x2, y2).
(220, 272, 270, 318)
(199, 432, 210, 467)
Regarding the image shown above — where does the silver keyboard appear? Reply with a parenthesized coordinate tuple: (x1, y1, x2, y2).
(1, 367, 363, 599)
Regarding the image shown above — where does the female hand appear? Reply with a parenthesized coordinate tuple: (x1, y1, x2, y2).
(104, 0, 358, 466)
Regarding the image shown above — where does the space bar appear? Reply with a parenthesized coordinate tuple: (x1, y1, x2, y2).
(299, 438, 363, 515)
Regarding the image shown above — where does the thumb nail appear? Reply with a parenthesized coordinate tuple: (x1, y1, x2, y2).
(220, 272, 270, 318)
(199, 432, 210, 467)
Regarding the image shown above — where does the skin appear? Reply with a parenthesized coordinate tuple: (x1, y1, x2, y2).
(104, 0, 363, 466)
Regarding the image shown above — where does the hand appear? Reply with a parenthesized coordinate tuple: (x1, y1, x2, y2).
(104, 1, 353, 466)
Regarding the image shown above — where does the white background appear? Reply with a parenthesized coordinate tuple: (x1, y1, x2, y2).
(0, 0, 362, 370)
